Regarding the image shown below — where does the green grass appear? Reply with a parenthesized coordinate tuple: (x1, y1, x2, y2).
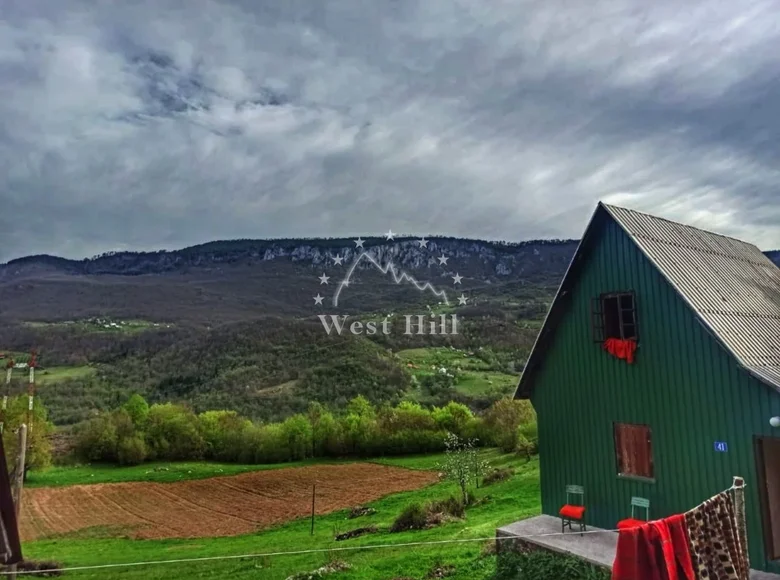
(455, 371, 517, 396)
(398, 347, 492, 371)
(22, 453, 541, 579)
(27, 458, 344, 487)
(397, 347, 518, 398)
(36, 365, 95, 382)
(23, 318, 165, 334)
(28, 449, 505, 487)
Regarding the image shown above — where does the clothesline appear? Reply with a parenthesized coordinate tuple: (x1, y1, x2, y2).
(613, 476, 749, 580)
(0, 479, 750, 576)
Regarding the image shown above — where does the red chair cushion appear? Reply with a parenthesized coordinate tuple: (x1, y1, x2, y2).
(617, 518, 645, 530)
(559, 504, 586, 520)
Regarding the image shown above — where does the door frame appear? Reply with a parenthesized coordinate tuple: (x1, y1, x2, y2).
(755, 436, 780, 561)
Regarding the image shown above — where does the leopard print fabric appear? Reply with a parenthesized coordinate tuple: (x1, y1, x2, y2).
(684, 492, 749, 580)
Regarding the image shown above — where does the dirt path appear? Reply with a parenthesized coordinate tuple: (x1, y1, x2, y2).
(20, 463, 438, 541)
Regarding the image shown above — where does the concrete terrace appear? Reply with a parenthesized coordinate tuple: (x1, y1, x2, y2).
(496, 515, 779, 579)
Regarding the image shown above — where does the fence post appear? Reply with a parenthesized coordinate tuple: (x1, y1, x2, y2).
(310, 483, 316, 536)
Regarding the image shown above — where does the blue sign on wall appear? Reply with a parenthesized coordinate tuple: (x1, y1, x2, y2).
(714, 441, 728, 452)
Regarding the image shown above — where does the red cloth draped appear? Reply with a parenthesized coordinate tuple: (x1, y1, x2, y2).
(604, 338, 637, 363)
(612, 515, 694, 580)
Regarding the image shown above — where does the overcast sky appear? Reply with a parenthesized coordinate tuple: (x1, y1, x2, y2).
(2, 0, 780, 261)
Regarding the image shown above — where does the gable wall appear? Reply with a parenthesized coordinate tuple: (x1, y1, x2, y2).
(530, 217, 780, 571)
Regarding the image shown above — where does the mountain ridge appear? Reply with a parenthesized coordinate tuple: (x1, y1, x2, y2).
(1, 236, 577, 277)
(0, 238, 777, 325)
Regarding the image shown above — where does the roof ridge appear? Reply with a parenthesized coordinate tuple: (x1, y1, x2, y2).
(599, 202, 760, 250)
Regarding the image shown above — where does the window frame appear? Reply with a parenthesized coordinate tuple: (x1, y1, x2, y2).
(613, 422, 654, 482)
(591, 291, 638, 343)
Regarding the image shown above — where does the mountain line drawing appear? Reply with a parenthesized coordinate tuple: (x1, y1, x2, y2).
(333, 251, 449, 307)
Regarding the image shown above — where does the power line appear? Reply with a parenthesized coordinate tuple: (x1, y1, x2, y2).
(0, 528, 620, 576)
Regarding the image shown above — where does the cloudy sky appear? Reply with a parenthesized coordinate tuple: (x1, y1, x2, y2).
(2, 0, 780, 261)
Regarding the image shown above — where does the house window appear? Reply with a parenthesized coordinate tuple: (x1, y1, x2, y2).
(591, 292, 638, 342)
(614, 422, 654, 480)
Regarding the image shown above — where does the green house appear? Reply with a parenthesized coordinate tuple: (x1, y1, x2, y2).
(514, 202, 780, 573)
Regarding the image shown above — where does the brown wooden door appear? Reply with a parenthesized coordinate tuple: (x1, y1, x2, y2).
(757, 437, 780, 560)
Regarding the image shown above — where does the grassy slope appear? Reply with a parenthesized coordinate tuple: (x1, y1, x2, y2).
(27, 458, 340, 487)
(397, 347, 518, 398)
(37, 366, 95, 382)
(25, 319, 166, 334)
(23, 452, 541, 580)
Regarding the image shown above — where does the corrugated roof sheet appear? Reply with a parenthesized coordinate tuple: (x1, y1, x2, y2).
(603, 203, 780, 389)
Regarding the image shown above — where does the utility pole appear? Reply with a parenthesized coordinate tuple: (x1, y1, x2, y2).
(0, 362, 13, 434)
(12, 425, 27, 517)
(8, 424, 27, 580)
(26, 352, 36, 437)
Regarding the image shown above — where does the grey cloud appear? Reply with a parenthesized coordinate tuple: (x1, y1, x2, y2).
(1, 0, 780, 261)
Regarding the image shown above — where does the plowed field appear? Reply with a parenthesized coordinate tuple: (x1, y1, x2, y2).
(20, 463, 438, 541)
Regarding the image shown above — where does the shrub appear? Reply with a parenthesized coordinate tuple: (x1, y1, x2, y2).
(70, 395, 496, 468)
(308, 403, 343, 456)
(334, 525, 378, 541)
(122, 394, 149, 428)
(117, 435, 147, 466)
(483, 467, 514, 486)
(111, 409, 135, 439)
(254, 424, 290, 463)
(280, 414, 313, 460)
(378, 401, 436, 432)
(495, 551, 610, 579)
(428, 494, 466, 518)
(379, 429, 447, 456)
(515, 433, 537, 461)
(348, 506, 377, 519)
(341, 411, 379, 456)
(518, 421, 538, 444)
(198, 410, 250, 462)
(431, 402, 473, 436)
(484, 398, 536, 452)
(144, 403, 205, 461)
(74, 413, 118, 462)
(390, 502, 428, 532)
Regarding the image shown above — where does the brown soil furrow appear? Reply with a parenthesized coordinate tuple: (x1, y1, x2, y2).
(150, 485, 260, 526)
(20, 463, 437, 540)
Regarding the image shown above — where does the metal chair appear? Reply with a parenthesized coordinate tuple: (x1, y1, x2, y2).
(617, 496, 650, 530)
(559, 485, 586, 534)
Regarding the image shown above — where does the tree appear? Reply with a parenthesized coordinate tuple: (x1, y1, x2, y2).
(122, 394, 150, 428)
(483, 397, 536, 452)
(432, 402, 473, 436)
(436, 433, 487, 507)
(74, 412, 118, 462)
(144, 403, 205, 461)
(2, 395, 54, 478)
(280, 414, 313, 460)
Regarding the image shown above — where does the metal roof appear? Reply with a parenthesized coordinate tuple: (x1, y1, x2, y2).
(515, 202, 780, 397)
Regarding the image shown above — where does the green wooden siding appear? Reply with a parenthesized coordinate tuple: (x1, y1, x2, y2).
(531, 218, 780, 573)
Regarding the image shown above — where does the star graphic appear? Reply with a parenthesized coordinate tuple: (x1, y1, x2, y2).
(333, 255, 344, 265)
(458, 294, 468, 305)
(385, 229, 395, 240)
(418, 237, 428, 248)
(313, 294, 324, 305)
(438, 254, 448, 265)
(452, 273, 463, 284)
(319, 273, 330, 284)
(354, 237, 364, 248)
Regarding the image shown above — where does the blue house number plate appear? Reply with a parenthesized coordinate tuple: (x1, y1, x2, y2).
(714, 441, 728, 452)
